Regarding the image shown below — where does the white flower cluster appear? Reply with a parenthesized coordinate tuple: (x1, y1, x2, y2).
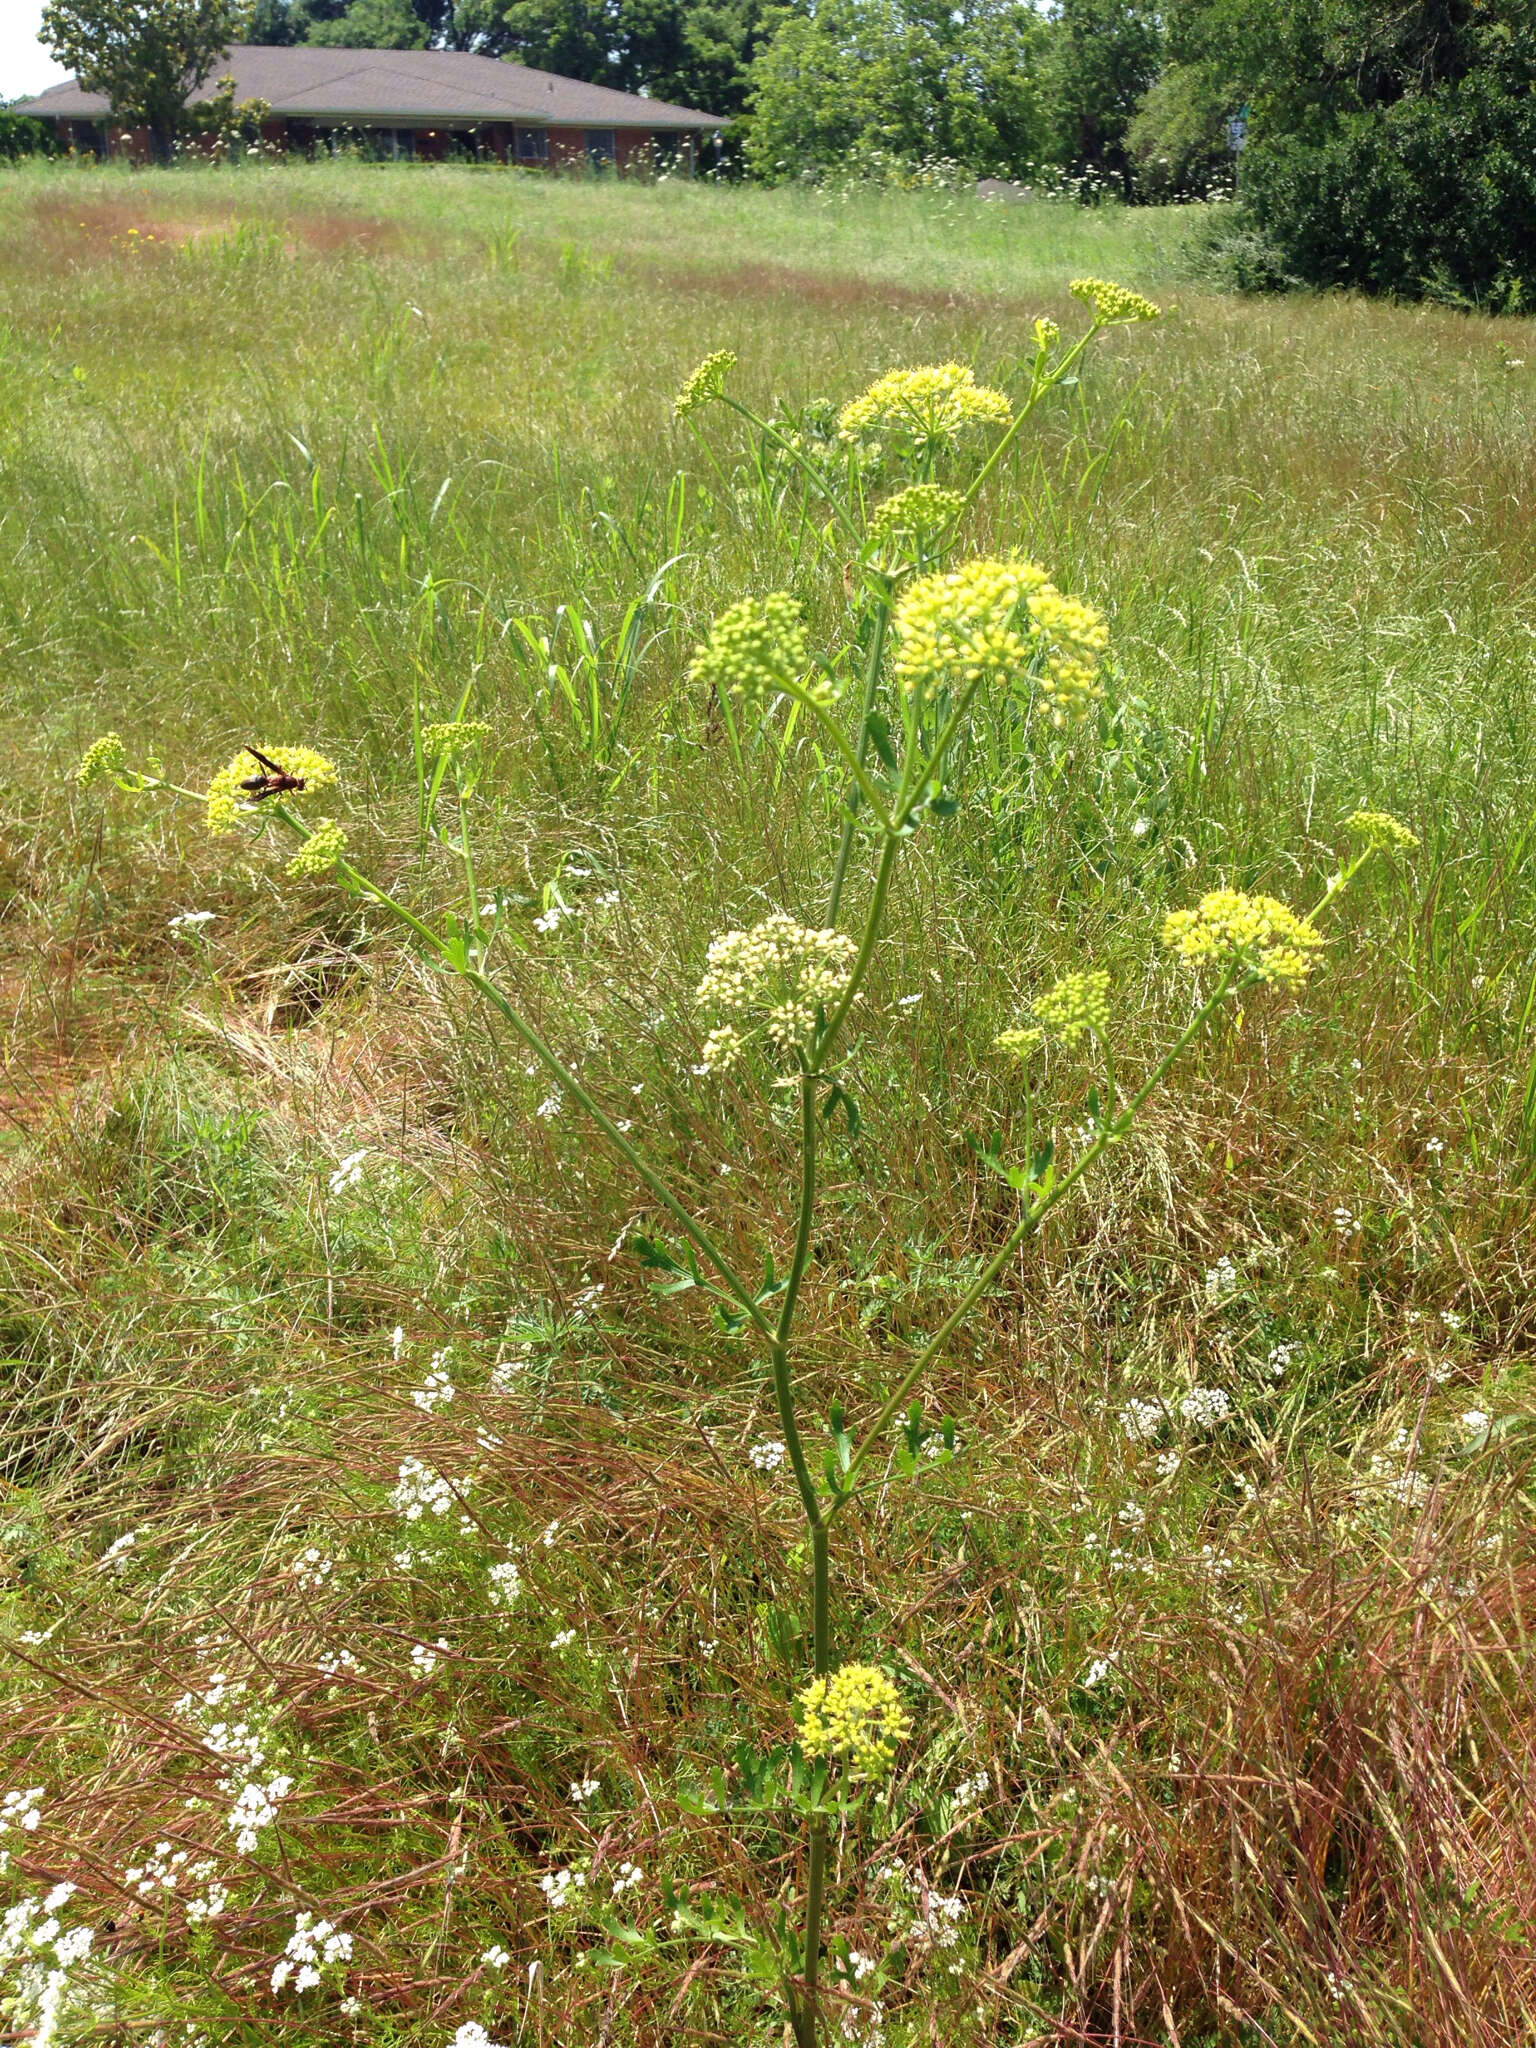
(1082, 1652, 1120, 1689)
(1119, 1397, 1166, 1443)
(539, 1867, 587, 1910)
(1461, 1408, 1490, 1438)
(290, 1547, 334, 1592)
(393, 1457, 459, 1522)
(226, 1774, 295, 1855)
(0, 1786, 44, 1837)
(328, 1149, 368, 1197)
(1368, 1429, 1430, 1509)
(952, 1770, 990, 1810)
(1204, 1256, 1238, 1304)
(271, 1910, 353, 1994)
(568, 1778, 599, 1806)
(317, 1648, 364, 1678)
(481, 1944, 511, 1969)
(0, 1885, 94, 2048)
(99, 1530, 143, 1574)
(610, 1859, 643, 1898)
(694, 913, 858, 1073)
(411, 1639, 449, 1676)
(411, 1351, 456, 1412)
(1154, 1449, 1182, 1479)
(1180, 1386, 1232, 1430)
(124, 1842, 222, 1916)
(748, 1440, 786, 1473)
(1266, 1341, 1298, 1379)
(488, 1558, 523, 1610)
(451, 2025, 507, 2048)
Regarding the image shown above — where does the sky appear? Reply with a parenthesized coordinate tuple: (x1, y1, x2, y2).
(2, 0, 70, 105)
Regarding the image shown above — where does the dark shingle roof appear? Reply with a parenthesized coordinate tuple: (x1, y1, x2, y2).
(12, 44, 725, 128)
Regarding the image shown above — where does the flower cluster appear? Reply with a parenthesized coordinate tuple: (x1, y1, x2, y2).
(76, 731, 126, 789)
(1162, 889, 1324, 987)
(865, 485, 963, 557)
(271, 1911, 353, 1994)
(0, 1885, 94, 2048)
(1180, 1385, 1232, 1429)
(1, 1786, 44, 1837)
(421, 720, 492, 756)
(1119, 1397, 1166, 1442)
(797, 1663, 912, 1776)
(488, 1557, 522, 1609)
(1031, 968, 1111, 1046)
(411, 1352, 455, 1412)
(892, 555, 1107, 721)
(227, 1773, 294, 1854)
(837, 364, 1011, 448)
(689, 593, 815, 709)
(206, 744, 338, 834)
(290, 1546, 333, 1591)
(673, 349, 737, 417)
(695, 913, 857, 1072)
(1069, 276, 1162, 325)
(1346, 808, 1418, 852)
(286, 819, 348, 879)
(748, 1439, 787, 1472)
(452, 2027, 508, 2048)
(539, 1866, 587, 1910)
(391, 1457, 464, 1523)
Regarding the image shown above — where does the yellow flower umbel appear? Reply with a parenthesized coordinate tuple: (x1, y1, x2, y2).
(1162, 889, 1324, 987)
(797, 1664, 912, 1778)
(1069, 277, 1162, 325)
(206, 744, 339, 835)
(1346, 809, 1418, 853)
(286, 820, 348, 879)
(421, 721, 492, 757)
(1032, 968, 1111, 1045)
(838, 364, 1011, 451)
(866, 484, 964, 561)
(690, 594, 816, 710)
(673, 349, 737, 419)
(695, 912, 857, 1072)
(893, 556, 1109, 722)
(76, 732, 127, 790)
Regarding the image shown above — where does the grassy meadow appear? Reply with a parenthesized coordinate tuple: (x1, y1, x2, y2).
(2, 157, 1536, 2046)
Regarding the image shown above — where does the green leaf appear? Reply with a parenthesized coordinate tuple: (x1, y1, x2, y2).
(866, 710, 899, 772)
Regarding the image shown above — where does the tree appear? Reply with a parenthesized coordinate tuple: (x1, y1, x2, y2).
(1044, 0, 1163, 191)
(1124, 59, 1234, 199)
(306, 0, 429, 43)
(40, 0, 248, 159)
(744, 0, 1051, 181)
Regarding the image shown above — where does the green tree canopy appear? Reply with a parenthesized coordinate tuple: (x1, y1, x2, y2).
(744, 0, 1051, 181)
(306, 0, 429, 44)
(40, 0, 248, 155)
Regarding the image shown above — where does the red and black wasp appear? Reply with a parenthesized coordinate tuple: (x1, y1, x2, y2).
(239, 746, 307, 801)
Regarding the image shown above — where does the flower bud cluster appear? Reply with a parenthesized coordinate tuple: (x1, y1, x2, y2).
(866, 484, 963, 559)
(838, 363, 1011, 447)
(797, 1663, 912, 1777)
(673, 349, 737, 417)
(1069, 276, 1162, 325)
(1346, 808, 1418, 852)
(893, 555, 1108, 722)
(206, 744, 338, 835)
(286, 819, 348, 879)
(1032, 968, 1111, 1045)
(694, 912, 857, 1072)
(76, 731, 126, 789)
(689, 593, 815, 709)
(1161, 889, 1324, 987)
(421, 720, 492, 757)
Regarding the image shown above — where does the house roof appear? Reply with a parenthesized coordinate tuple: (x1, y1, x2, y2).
(11, 44, 726, 130)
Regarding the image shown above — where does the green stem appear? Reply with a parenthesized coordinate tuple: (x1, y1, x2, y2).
(715, 395, 861, 543)
(826, 594, 892, 927)
(959, 325, 1101, 515)
(815, 831, 899, 1062)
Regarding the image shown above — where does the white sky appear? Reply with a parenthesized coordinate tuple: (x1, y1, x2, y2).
(2, 0, 71, 104)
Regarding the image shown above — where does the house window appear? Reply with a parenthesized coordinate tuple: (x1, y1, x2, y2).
(586, 128, 616, 168)
(515, 127, 548, 162)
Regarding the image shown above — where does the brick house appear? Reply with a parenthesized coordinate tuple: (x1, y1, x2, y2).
(12, 44, 725, 170)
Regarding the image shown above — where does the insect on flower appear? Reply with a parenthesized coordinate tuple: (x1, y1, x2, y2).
(239, 746, 309, 800)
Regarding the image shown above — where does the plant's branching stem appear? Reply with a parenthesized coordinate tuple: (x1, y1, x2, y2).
(826, 963, 1238, 1519)
(826, 595, 893, 926)
(816, 832, 899, 1061)
(960, 325, 1101, 514)
(715, 396, 860, 543)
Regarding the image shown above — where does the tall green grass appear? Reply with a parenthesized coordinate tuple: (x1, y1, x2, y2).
(0, 161, 1534, 2047)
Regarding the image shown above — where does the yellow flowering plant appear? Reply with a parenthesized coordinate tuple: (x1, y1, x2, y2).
(80, 276, 1420, 2048)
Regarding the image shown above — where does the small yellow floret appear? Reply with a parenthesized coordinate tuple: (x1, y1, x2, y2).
(206, 744, 339, 836)
(673, 350, 737, 418)
(797, 1663, 911, 1777)
(838, 364, 1011, 447)
(1069, 277, 1162, 325)
(286, 819, 348, 879)
(866, 485, 964, 557)
(1162, 889, 1324, 987)
(1346, 809, 1418, 853)
(76, 732, 126, 790)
